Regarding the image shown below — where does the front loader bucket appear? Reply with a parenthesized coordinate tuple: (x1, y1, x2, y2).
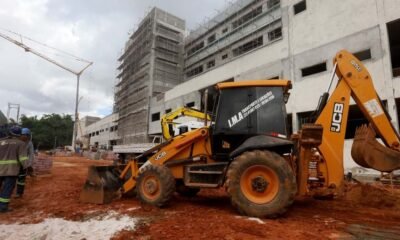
(351, 125, 400, 172)
(80, 165, 122, 204)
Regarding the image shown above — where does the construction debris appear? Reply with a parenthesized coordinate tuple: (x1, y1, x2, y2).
(32, 154, 53, 175)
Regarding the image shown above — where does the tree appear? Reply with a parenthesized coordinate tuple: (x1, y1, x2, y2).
(20, 114, 74, 150)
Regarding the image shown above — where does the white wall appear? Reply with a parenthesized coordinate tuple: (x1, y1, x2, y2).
(165, 40, 288, 101)
(86, 113, 119, 148)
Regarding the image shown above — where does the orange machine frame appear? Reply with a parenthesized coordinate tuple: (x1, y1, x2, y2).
(309, 50, 400, 195)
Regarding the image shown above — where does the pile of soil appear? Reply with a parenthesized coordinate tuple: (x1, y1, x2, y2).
(343, 182, 400, 209)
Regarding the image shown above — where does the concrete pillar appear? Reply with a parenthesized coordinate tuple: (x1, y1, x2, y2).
(375, 0, 399, 132)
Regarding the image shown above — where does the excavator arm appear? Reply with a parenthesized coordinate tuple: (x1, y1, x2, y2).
(307, 50, 400, 195)
(161, 107, 211, 140)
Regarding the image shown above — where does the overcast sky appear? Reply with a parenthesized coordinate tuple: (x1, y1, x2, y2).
(0, 0, 228, 120)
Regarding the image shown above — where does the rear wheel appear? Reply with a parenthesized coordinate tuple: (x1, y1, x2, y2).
(226, 150, 297, 218)
(137, 165, 175, 207)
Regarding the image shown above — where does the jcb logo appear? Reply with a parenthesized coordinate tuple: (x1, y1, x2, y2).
(155, 151, 166, 160)
(330, 103, 344, 132)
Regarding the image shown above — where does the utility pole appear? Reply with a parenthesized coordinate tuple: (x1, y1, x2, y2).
(7, 103, 20, 123)
(0, 30, 93, 151)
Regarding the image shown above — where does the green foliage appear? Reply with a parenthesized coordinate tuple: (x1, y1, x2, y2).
(20, 114, 73, 150)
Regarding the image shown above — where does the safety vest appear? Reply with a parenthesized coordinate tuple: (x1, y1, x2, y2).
(0, 137, 28, 176)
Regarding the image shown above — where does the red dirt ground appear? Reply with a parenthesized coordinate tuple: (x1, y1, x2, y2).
(1, 156, 400, 240)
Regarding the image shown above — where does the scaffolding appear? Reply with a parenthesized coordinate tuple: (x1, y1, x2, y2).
(115, 7, 185, 144)
(184, 0, 282, 80)
(185, 0, 257, 44)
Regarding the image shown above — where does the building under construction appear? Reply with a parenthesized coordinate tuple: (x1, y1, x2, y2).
(114, 7, 185, 144)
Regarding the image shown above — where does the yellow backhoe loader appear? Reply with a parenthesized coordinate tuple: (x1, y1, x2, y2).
(160, 107, 211, 140)
(80, 50, 400, 218)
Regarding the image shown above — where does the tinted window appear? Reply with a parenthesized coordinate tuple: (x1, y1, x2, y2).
(215, 87, 287, 135)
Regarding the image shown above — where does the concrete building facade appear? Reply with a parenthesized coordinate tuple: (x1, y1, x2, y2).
(86, 113, 120, 149)
(76, 116, 101, 149)
(114, 7, 186, 144)
(148, 0, 400, 169)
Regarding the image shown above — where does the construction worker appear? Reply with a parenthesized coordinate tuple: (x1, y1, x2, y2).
(0, 126, 28, 212)
(15, 128, 34, 198)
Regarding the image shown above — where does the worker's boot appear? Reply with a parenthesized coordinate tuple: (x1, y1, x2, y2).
(14, 194, 23, 199)
(0, 206, 12, 213)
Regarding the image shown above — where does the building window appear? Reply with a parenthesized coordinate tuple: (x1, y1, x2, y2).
(301, 62, 327, 77)
(186, 102, 195, 108)
(186, 65, 204, 78)
(96, 131, 99, 136)
(353, 49, 372, 61)
(294, 0, 306, 15)
(232, 6, 263, 29)
(208, 34, 216, 44)
(110, 127, 114, 132)
(207, 59, 215, 69)
(165, 108, 172, 113)
(387, 19, 400, 77)
(222, 54, 228, 60)
(269, 76, 279, 79)
(151, 112, 160, 122)
(222, 28, 228, 34)
(114, 125, 118, 131)
(267, 0, 280, 9)
(233, 36, 263, 57)
(268, 27, 282, 41)
(187, 41, 205, 56)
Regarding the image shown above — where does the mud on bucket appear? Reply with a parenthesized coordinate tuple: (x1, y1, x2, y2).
(80, 165, 122, 204)
(351, 125, 400, 172)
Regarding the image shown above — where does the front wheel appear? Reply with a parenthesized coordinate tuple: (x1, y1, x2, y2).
(136, 165, 175, 207)
(226, 150, 297, 218)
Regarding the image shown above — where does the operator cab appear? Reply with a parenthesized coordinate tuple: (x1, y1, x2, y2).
(210, 80, 292, 160)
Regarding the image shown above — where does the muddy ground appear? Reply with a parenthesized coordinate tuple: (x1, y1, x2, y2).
(1, 156, 400, 240)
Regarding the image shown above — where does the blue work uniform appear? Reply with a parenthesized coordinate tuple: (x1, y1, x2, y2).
(16, 141, 34, 196)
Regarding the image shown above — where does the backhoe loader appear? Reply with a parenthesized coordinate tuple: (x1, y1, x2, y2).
(80, 50, 400, 218)
(160, 106, 211, 140)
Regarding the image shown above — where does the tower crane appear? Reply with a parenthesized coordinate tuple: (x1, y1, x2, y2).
(0, 29, 93, 150)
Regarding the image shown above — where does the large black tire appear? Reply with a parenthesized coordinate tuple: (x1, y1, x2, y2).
(176, 181, 200, 197)
(226, 150, 297, 218)
(136, 165, 175, 207)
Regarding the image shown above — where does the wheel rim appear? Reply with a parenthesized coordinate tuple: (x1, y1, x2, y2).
(141, 175, 161, 200)
(240, 165, 279, 204)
